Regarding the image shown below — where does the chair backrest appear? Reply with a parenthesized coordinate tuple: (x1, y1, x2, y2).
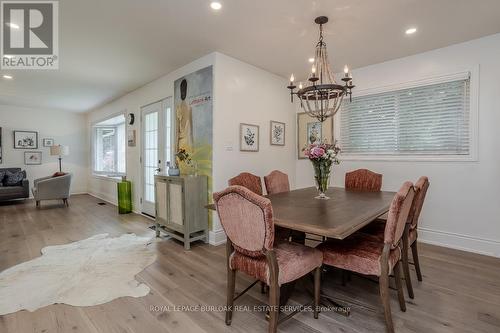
(345, 169, 382, 192)
(264, 170, 290, 195)
(213, 186, 274, 257)
(228, 172, 263, 195)
(409, 176, 430, 230)
(384, 181, 415, 248)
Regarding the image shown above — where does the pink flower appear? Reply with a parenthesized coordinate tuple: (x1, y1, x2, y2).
(310, 147, 325, 158)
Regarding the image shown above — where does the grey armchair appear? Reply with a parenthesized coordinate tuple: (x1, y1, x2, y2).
(32, 173, 72, 207)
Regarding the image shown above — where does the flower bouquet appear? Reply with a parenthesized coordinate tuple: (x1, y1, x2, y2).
(303, 141, 341, 199)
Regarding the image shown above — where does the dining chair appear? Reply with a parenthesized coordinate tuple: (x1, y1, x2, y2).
(264, 170, 290, 195)
(214, 186, 323, 333)
(318, 181, 415, 333)
(360, 176, 429, 299)
(228, 172, 263, 195)
(345, 169, 383, 191)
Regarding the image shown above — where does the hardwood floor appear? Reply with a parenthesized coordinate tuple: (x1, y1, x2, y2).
(1, 194, 499, 333)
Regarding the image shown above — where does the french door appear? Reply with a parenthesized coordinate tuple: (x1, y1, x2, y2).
(141, 97, 173, 216)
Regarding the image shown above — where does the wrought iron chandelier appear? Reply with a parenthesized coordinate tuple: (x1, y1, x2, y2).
(287, 16, 355, 122)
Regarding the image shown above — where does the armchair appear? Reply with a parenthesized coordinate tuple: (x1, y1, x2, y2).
(32, 173, 72, 207)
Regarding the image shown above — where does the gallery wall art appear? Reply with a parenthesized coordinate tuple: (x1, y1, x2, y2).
(240, 123, 259, 152)
(24, 151, 42, 165)
(43, 138, 54, 147)
(14, 131, 38, 149)
(270, 121, 285, 146)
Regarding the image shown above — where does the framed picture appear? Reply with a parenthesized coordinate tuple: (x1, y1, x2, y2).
(297, 112, 333, 159)
(240, 123, 259, 152)
(270, 121, 285, 146)
(43, 138, 54, 147)
(127, 129, 136, 147)
(14, 131, 38, 149)
(24, 151, 42, 165)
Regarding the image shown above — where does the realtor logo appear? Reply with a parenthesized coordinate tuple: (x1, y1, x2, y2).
(1, 1, 58, 69)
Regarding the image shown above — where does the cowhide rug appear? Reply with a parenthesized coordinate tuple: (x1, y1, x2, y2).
(0, 233, 157, 315)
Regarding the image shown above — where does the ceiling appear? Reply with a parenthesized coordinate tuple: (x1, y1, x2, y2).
(1, 0, 500, 112)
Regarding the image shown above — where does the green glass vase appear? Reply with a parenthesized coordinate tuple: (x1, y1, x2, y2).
(117, 179, 132, 214)
(312, 160, 332, 200)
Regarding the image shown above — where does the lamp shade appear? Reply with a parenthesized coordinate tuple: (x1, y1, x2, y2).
(50, 145, 69, 156)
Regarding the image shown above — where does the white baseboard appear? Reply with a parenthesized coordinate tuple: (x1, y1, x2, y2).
(209, 229, 226, 246)
(418, 227, 500, 258)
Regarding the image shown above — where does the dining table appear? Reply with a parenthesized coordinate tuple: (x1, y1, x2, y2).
(207, 186, 396, 316)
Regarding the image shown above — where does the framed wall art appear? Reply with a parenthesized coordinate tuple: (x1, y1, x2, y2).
(270, 121, 285, 146)
(43, 138, 54, 147)
(24, 151, 42, 165)
(239, 123, 259, 152)
(14, 131, 38, 149)
(297, 112, 333, 159)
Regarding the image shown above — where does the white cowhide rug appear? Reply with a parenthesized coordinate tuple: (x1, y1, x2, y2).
(0, 233, 157, 315)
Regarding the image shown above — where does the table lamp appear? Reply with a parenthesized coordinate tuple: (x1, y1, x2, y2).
(50, 145, 69, 172)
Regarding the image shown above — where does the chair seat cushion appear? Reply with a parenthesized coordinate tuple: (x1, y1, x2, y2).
(229, 242, 323, 286)
(318, 233, 401, 277)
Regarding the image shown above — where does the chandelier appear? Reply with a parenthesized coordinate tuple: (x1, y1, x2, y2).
(287, 16, 355, 122)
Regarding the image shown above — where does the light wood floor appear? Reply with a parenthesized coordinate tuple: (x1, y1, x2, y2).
(0, 194, 499, 333)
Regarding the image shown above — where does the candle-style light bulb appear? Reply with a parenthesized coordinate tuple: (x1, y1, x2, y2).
(290, 74, 295, 83)
(311, 65, 316, 74)
(298, 82, 303, 89)
(344, 65, 349, 78)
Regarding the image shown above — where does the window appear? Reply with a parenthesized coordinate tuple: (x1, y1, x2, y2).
(92, 114, 126, 176)
(339, 75, 472, 160)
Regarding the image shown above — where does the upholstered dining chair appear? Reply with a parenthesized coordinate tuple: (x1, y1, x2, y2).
(228, 172, 263, 195)
(345, 169, 383, 192)
(360, 176, 430, 299)
(318, 181, 415, 333)
(264, 170, 290, 195)
(214, 186, 323, 333)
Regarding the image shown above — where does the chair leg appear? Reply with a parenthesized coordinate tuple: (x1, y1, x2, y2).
(314, 266, 321, 319)
(63, 198, 69, 207)
(411, 242, 423, 281)
(393, 261, 406, 312)
(260, 281, 267, 294)
(379, 270, 394, 333)
(36, 200, 40, 208)
(401, 244, 414, 299)
(225, 269, 236, 325)
(268, 277, 280, 333)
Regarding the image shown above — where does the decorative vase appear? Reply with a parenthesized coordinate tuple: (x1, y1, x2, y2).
(312, 160, 332, 199)
(117, 177, 132, 214)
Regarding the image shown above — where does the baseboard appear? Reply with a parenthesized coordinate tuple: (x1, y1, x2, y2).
(418, 227, 500, 258)
(87, 192, 118, 206)
(209, 229, 226, 246)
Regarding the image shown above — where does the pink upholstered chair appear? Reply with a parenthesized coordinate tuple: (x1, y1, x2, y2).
(264, 170, 290, 195)
(214, 186, 323, 333)
(318, 182, 415, 333)
(228, 172, 263, 195)
(345, 169, 383, 192)
(361, 176, 429, 300)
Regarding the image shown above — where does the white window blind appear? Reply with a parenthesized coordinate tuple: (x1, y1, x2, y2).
(340, 77, 470, 156)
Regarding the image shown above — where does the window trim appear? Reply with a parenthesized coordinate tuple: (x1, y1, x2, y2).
(335, 67, 479, 162)
(91, 111, 127, 177)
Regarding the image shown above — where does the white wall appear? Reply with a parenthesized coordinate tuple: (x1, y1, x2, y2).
(211, 53, 296, 243)
(296, 33, 500, 257)
(87, 52, 295, 244)
(0, 105, 88, 194)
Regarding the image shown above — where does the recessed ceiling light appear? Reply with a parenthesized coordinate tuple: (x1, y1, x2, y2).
(6, 22, 19, 29)
(3, 75, 13, 79)
(405, 27, 417, 35)
(308, 57, 315, 63)
(210, 2, 222, 10)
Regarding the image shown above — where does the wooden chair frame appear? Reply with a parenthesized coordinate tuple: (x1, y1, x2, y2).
(225, 240, 321, 333)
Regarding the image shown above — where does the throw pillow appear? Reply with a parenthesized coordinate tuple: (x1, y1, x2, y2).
(4, 170, 25, 186)
(0, 170, 5, 186)
(52, 172, 66, 177)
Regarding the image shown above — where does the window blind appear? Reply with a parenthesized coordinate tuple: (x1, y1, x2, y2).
(340, 78, 470, 156)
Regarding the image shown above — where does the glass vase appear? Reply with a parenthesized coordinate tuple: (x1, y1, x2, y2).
(312, 161, 332, 200)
